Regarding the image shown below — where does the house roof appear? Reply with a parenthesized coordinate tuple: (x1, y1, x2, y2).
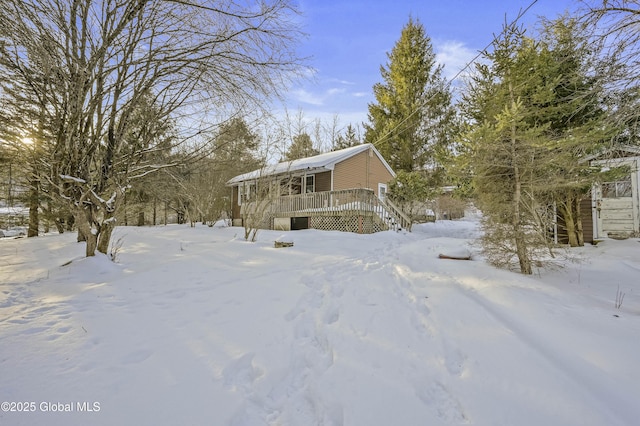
(226, 143, 395, 185)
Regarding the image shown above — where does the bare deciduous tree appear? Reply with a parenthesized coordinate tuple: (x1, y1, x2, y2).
(0, 0, 305, 256)
(578, 1, 640, 146)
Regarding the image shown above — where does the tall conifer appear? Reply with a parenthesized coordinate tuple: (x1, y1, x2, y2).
(364, 17, 455, 174)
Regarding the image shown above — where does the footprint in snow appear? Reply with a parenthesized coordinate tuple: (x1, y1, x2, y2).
(415, 380, 468, 424)
(122, 349, 153, 365)
(223, 352, 263, 392)
(445, 347, 468, 377)
(323, 304, 340, 325)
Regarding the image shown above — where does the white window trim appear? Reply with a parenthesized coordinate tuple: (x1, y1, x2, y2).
(305, 174, 315, 193)
(378, 183, 388, 201)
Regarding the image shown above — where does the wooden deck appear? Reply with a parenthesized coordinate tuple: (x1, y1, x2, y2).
(240, 188, 411, 233)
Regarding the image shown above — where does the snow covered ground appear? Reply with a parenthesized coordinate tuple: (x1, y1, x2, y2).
(1, 218, 638, 425)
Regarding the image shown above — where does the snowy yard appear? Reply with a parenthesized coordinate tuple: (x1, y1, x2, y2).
(1, 219, 639, 425)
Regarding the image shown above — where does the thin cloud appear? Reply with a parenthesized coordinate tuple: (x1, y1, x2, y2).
(435, 40, 479, 82)
(292, 88, 324, 106)
(292, 86, 347, 106)
(328, 78, 356, 85)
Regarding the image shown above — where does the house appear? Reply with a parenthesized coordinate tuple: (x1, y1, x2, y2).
(587, 145, 640, 239)
(226, 143, 410, 233)
(556, 145, 640, 244)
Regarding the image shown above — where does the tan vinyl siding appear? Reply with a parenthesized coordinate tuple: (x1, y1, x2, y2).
(368, 150, 395, 195)
(333, 147, 394, 196)
(333, 151, 368, 191)
(315, 171, 332, 192)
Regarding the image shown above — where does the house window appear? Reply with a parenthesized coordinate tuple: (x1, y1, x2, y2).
(602, 175, 632, 198)
(378, 183, 387, 201)
(238, 182, 256, 205)
(291, 177, 302, 195)
(271, 179, 289, 196)
(305, 175, 315, 193)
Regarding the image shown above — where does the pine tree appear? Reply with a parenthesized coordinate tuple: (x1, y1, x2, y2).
(534, 17, 608, 247)
(462, 20, 609, 273)
(364, 17, 456, 174)
(333, 124, 360, 151)
(284, 133, 319, 160)
(462, 25, 552, 274)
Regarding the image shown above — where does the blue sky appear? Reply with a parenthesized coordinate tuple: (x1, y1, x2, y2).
(283, 0, 579, 131)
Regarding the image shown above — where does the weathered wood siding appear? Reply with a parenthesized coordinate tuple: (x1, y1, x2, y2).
(601, 198, 635, 233)
(590, 155, 640, 238)
(557, 198, 594, 245)
(580, 197, 594, 244)
(332, 148, 393, 197)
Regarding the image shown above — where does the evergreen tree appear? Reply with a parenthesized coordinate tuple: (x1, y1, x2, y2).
(535, 17, 608, 247)
(364, 17, 456, 174)
(462, 25, 552, 274)
(214, 118, 261, 168)
(284, 132, 319, 160)
(462, 20, 608, 273)
(333, 124, 360, 151)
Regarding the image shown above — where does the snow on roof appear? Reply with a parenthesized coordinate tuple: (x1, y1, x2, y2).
(226, 143, 395, 185)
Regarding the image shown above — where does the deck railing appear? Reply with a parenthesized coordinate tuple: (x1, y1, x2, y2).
(241, 188, 412, 231)
(383, 197, 413, 231)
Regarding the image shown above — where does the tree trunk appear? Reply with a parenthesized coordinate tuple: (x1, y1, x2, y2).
(27, 179, 39, 237)
(75, 213, 97, 256)
(560, 202, 579, 247)
(85, 232, 98, 257)
(513, 196, 532, 274)
(54, 219, 65, 234)
(123, 192, 128, 226)
(42, 201, 52, 233)
(7, 162, 12, 207)
(575, 196, 584, 247)
(560, 192, 584, 248)
(164, 200, 168, 225)
(509, 82, 531, 275)
(97, 221, 114, 254)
